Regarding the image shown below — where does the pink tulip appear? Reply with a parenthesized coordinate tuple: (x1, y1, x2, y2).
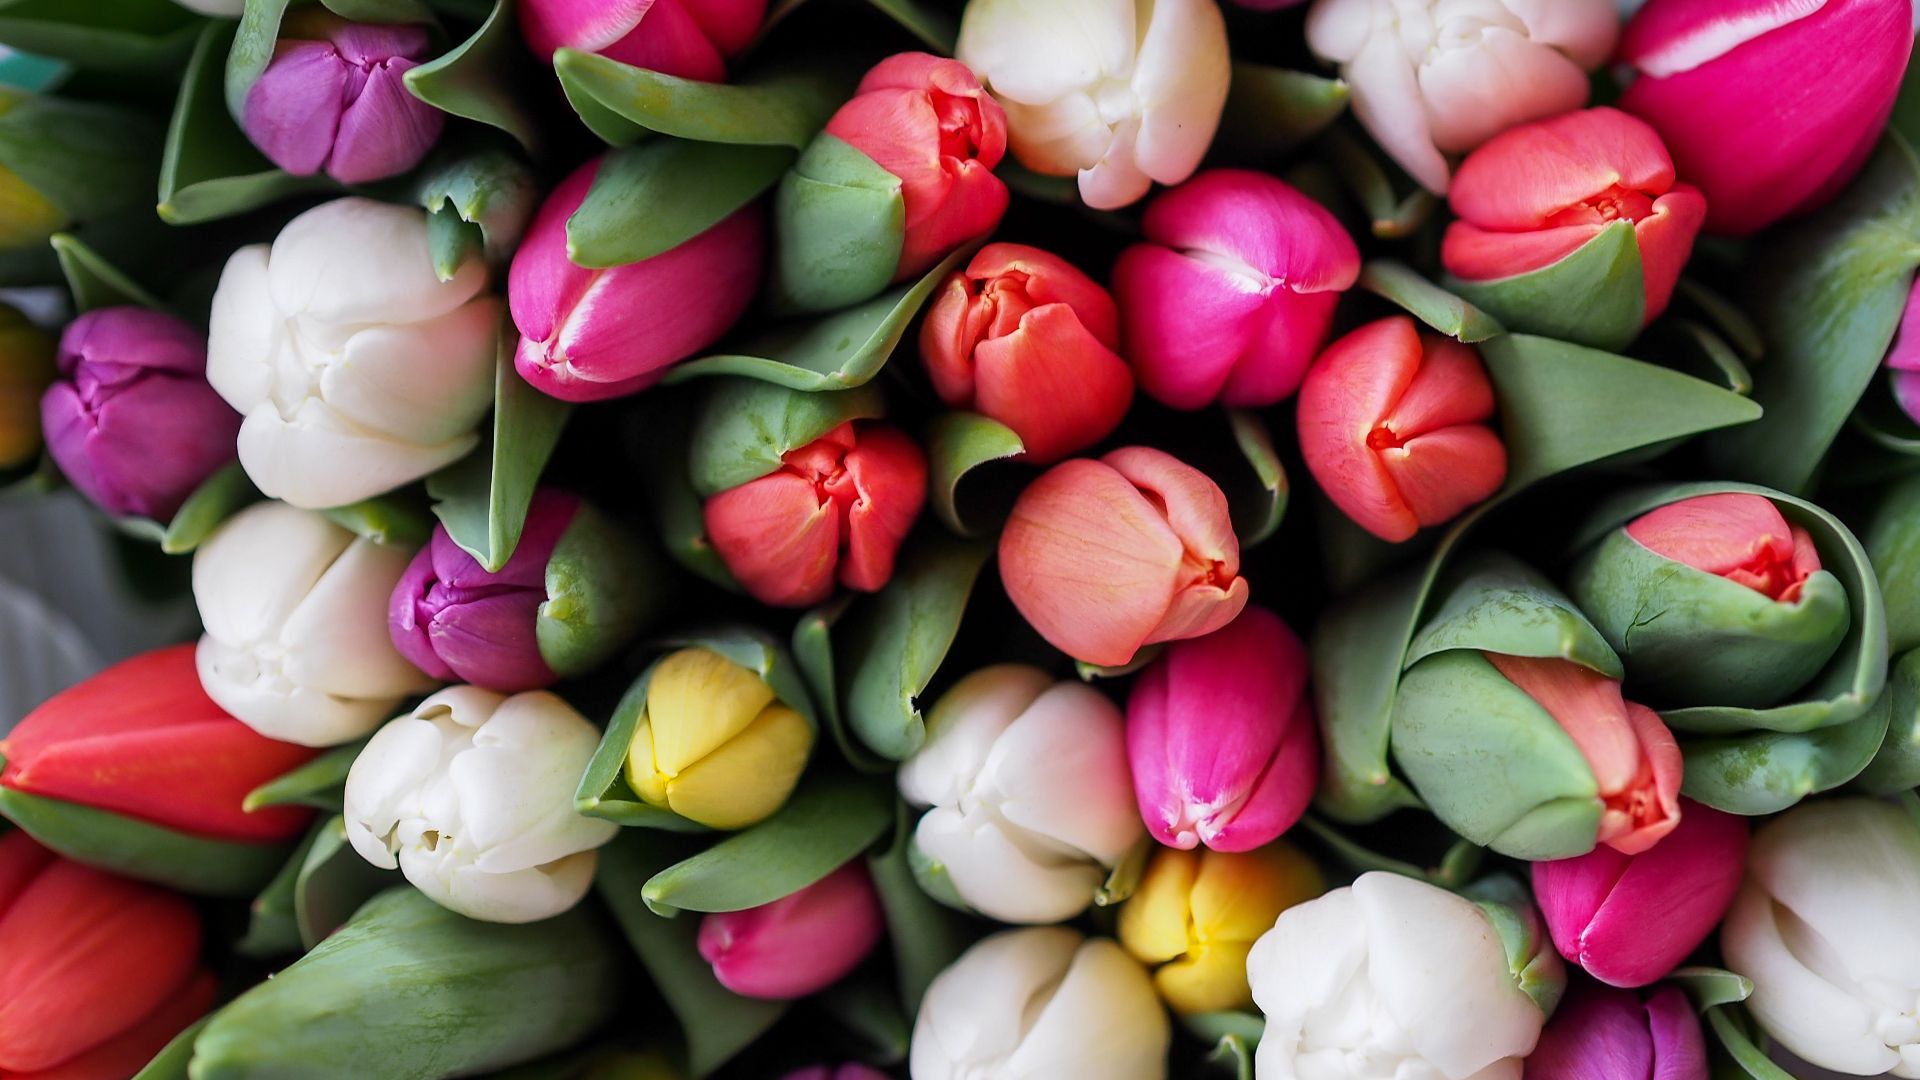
(999, 446, 1249, 667)
(1886, 278, 1920, 425)
(1524, 985, 1707, 1080)
(517, 0, 765, 80)
(919, 242, 1133, 464)
(1616, 0, 1913, 235)
(1112, 170, 1359, 410)
(1626, 493, 1820, 602)
(510, 155, 765, 402)
(697, 863, 884, 999)
(1127, 606, 1319, 852)
(1533, 800, 1747, 987)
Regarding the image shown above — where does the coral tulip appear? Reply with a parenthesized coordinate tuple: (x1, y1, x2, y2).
(1524, 985, 1707, 1080)
(518, 0, 765, 81)
(698, 863, 884, 999)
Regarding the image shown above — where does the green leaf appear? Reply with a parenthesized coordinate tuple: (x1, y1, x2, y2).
(864, 0, 956, 51)
(1076, 646, 1163, 683)
(1446, 220, 1646, 352)
(1214, 62, 1347, 163)
(769, 134, 906, 315)
(53, 232, 163, 312)
(554, 49, 848, 149)
(0, 94, 160, 223)
(1855, 647, 1920, 795)
(138, 461, 259, 555)
(292, 813, 396, 949)
(0, 0, 198, 74)
(1325, 128, 1436, 239)
(1674, 279, 1765, 362)
(1703, 1007, 1798, 1080)
(1227, 409, 1288, 548)
(321, 492, 435, 548)
(405, 0, 541, 150)
(566, 138, 790, 268)
(237, 824, 322, 958)
(130, 1016, 213, 1080)
(226, 0, 293, 119)
(1668, 319, 1754, 396)
(243, 739, 366, 813)
(794, 596, 895, 773)
(1403, 550, 1622, 676)
(688, 377, 885, 496)
(867, 799, 972, 1013)
(926, 411, 1024, 537)
(1863, 474, 1920, 654)
(428, 342, 572, 572)
(1681, 697, 1891, 815)
(1357, 260, 1503, 343)
(1093, 836, 1152, 907)
(535, 503, 660, 677)
(1311, 568, 1438, 824)
(413, 142, 536, 275)
(1188, 1012, 1261, 1080)
(817, 973, 911, 1064)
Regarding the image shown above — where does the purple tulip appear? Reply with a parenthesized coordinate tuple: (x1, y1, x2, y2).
(1524, 985, 1707, 1080)
(40, 307, 238, 520)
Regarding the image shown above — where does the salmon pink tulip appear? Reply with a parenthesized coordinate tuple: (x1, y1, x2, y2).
(518, 0, 765, 80)
(1524, 985, 1708, 1080)
(697, 863, 884, 999)
(1628, 493, 1821, 602)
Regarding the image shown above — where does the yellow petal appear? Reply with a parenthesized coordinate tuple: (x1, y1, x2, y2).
(662, 703, 813, 829)
(644, 648, 777, 775)
(1154, 940, 1255, 1015)
(624, 714, 669, 808)
(1119, 847, 1200, 966)
(1191, 842, 1325, 944)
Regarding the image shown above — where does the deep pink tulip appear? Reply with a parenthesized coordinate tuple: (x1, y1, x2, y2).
(1127, 606, 1319, 852)
(1112, 169, 1359, 410)
(40, 307, 238, 521)
(1524, 985, 1707, 1080)
(1533, 799, 1747, 987)
(510, 155, 765, 402)
(518, 0, 765, 80)
(1888, 278, 1920, 425)
(1617, 0, 1913, 235)
(697, 863, 884, 1000)
(242, 12, 444, 185)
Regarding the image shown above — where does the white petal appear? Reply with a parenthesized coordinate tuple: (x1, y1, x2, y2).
(343, 713, 452, 870)
(197, 635, 400, 746)
(915, 805, 1103, 924)
(1077, 129, 1154, 210)
(979, 682, 1142, 866)
(1003, 93, 1114, 180)
(1007, 938, 1169, 1079)
(1750, 800, 1920, 990)
(1500, 0, 1620, 67)
(1416, 28, 1593, 154)
(1305, 0, 1378, 62)
(1249, 886, 1370, 1078)
(234, 401, 479, 510)
(911, 926, 1083, 1080)
(898, 664, 1051, 808)
(1130, 0, 1230, 188)
(280, 536, 433, 698)
(453, 691, 615, 872)
(267, 198, 488, 328)
(205, 244, 277, 413)
(1343, 30, 1451, 192)
(323, 296, 501, 443)
(404, 847, 599, 924)
(414, 684, 507, 729)
(956, 0, 1133, 106)
(194, 501, 351, 648)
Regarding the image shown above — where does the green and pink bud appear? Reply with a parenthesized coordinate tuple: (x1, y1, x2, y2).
(697, 862, 884, 1000)
(1524, 985, 1708, 1080)
(518, 0, 765, 80)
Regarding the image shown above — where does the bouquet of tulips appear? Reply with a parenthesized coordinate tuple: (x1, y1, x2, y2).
(5, 0, 1920, 1076)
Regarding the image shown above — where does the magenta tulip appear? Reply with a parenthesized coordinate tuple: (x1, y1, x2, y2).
(781, 1066, 892, 1080)
(1525, 985, 1707, 1080)
(697, 863, 884, 1000)
(518, 0, 765, 81)
(1886, 277, 1920, 426)
(1532, 799, 1747, 987)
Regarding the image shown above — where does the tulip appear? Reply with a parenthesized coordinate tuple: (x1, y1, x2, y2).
(1112, 170, 1361, 410)
(0, 644, 316, 842)
(1569, 493, 1849, 708)
(697, 862, 884, 999)
(1442, 108, 1708, 350)
(1720, 799, 1920, 1076)
(623, 647, 814, 829)
(702, 421, 926, 608)
(999, 446, 1249, 667)
(518, 0, 765, 80)
(196, 501, 437, 747)
(344, 686, 618, 923)
(0, 301, 54, 472)
(1305, 0, 1617, 193)
(782, 1067, 890, 1080)
(1532, 800, 1747, 987)
(1249, 871, 1561, 1079)
(39, 306, 238, 521)
(1617, 0, 1913, 235)
(1297, 316, 1507, 543)
(390, 488, 655, 693)
(207, 197, 500, 510)
(910, 926, 1171, 1080)
(918, 242, 1133, 464)
(510, 155, 764, 402)
(1524, 985, 1707, 1080)
(0, 832, 217, 1080)
(1885, 278, 1920, 427)
(956, 0, 1230, 210)
(1126, 605, 1320, 851)
(1117, 843, 1323, 1015)
(241, 11, 444, 185)
(897, 665, 1143, 924)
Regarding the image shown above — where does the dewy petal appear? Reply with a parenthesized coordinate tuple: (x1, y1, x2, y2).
(1448, 107, 1676, 230)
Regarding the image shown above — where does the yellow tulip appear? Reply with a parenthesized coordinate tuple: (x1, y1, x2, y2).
(0, 302, 53, 470)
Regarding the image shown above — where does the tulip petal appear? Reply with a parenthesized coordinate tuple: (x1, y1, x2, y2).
(836, 424, 927, 592)
(24, 969, 216, 1080)
(1448, 107, 1676, 231)
(517, 0, 651, 61)
(980, 682, 1141, 867)
(598, 0, 729, 81)
(1384, 333, 1497, 434)
(1004, 938, 1169, 1077)
(234, 401, 479, 510)
(656, 703, 812, 829)
(971, 303, 1133, 464)
(1569, 802, 1747, 986)
(897, 665, 1051, 809)
(1128, 0, 1229, 188)
(1216, 289, 1342, 408)
(704, 469, 840, 608)
(1378, 425, 1507, 529)
(329, 60, 441, 184)
(1633, 185, 1707, 321)
(324, 298, 500, 444)
(429, 592, 555, 691)
(267, 198, 487, 328)
(1619, 0, 1828, 78)
(1112, 243, 1269, 410)
(1645, 986, 1709, 1080)
(1200, 698, 1317, 852)
(243, 41, 352, 178)
(1524, 985, 1656, 1080)
(914, 806, 1106, 924)
(1441, 219, 1604, 282)
(0, 831, 53, 917)
(1626, 493, 1800, 582)
(195, 502, 351, 651)
(281, 537, 433, 698)
(1342, 31, 1449, 192)
(909, 926, 1083, 1078)
(1416, 26, 1594, 157)
(1296, 316, 1422, 540)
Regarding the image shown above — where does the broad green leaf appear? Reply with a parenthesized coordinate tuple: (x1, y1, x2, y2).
(405, 0, 539, 150)
(567, 138, 790, 268)
(1674, 278, 1765, 362)
(867, 799, 972, 1012)
(112, 461, 260, 556)
(226, 0, 293, 118)
(1855, 647, 1920, 795)
(1681, 698, 1890, 815)
(688, 377, 884, 496)
(291, 813, 395, 949)
(555, 49, 847, 148)
(926, 411, 1024, 538)
(237, 824, 321, 957)
(1358, 260, 1503, 342)
(769, 134, 905, 315)
(1403, 550, 1622, 676)
(1325, 128, 1435, 239)
(413, 142, 536, 276)
(1215, 62, 1347, 163)
(243, 738, 367, 812)
(428, 342, 572, 572)
(1670, 966, 1755, 1011)
(0, 0, 197, 74)
(1311, 568, 1438, 824)
(1447, 220, 1645, 352)
(52, 233, 162, 312)
(644, 397, 740, 590)
(322, 492, 435, 547)
(793, 596, 893, 773)
(1228, 409, 1288, 548)
(1862, 473, 1920, 653)
(130, 1016, 213, 1080)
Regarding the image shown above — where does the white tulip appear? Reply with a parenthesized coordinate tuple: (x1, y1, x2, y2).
(207, 197, 500, 510)
(955, 0, 1230, 210)
(897, 664, 1143, 924)
(910, 926, 1170, 1080)
(344, 685, 619, 924)
(194, 501, 436, 747)
(1305, 0, 1618, 193)
(1721, 799, 1920, 1078)
(1247, 871, 1549, 1080)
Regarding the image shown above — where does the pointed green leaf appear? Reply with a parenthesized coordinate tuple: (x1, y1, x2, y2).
(1093, 836, 1152, 907)
(927, 411, 1025, 537)
(244, 738, 367, 813)
(322, 492, 435, 548)
(1667, 320, 1754, 396)
(1311, 569, 1436, 824)
(688, 377, 885, 496)
(428, 342, 572, 572)
(53, 233, 163, 312)
(1358, 260, 1503, 342)
(1863, 473, 1920, 653)
(554, 48, 847, 148)
(794, 596, 892, 773)
(566, 138, 790, 268)
(1325, 128, 1435, 239)
(864, 0, 956, 51)
(1215, 62, 1347, 163)
(1447, 221, 1646, 352)
(0, 94, 160, 229)
(130, 1016, 213, 1080)
(867, 799, 972, 1013)
(1681, 698, 1890, 815)
(237, 824, 321, 958)
(226, 0, 294, 118)
(1227, 409, 1288, 548)
(413, 142, 536, 275)
(1703, 1006, 1797, 1080)
(145, 461, 259, 555)
(1855, 647, 1920, 795)
(291, 813, 396, 949)
(405, 0, 540, 150)
(1674, 279, 1765, 362)
(1404, 550, 1622, 676)
(769, 134, 906, 315)
(818, 973, 911, 1063)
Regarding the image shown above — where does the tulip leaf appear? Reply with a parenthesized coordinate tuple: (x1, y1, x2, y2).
(237, 823, 322, 958)
(1189, 1012, 1262, 1080)
(52, 233, 163, 312)
(404, 0, 540, 151)
(1324, 128, 1436, 240)
(1093, 836, 1152, 907)
(1205, 1034, 1255, 1080)
(1863, 474, 1920, 653)
(428, 343, 572, 572)
(1674, 279, 1766, 363)
(794, 596, 895, 774)
(0, 0, 198, 75)
(292, 813, 397, 950)
(1311, 568, 1441, 824)
(1404, 550, 1622, 677)
(1215, 62, 1348, 164)
(769, 134, 907, 315)
(1075, 645, 1164, 683)
(688, 377, 885, 496)
(554, 49, 848, 149)
(1228, 408, 1288, 548)
(927, 411, 1026, 538)
(862, 0, 957, 51)
(1446, 221, 1646, 353)
(1668, 319, 1754, 397)
(226, 0, 294, 118)
(1681, 694, 1890, 815)
(566, 138, 791, 269)
(322, 492, 436, 547)
(152, 461, 260, 555)
(642, 394, 742, 591)
(868, 799, 973, 1013)
(130, 1015, 214, 1080)
(1669, 970, 1797, 1080)
(413, 142, 537, 276)
(243, 738, 367, 813)
(818, 973, 911, 1064)
(1358, 260, 1503, 343)
(1856, 648, 1920, 794)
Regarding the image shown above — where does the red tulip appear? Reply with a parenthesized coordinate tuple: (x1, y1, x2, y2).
(1626, 493, 1820, 602)
(518, 0, 765, 80)
(1525, 984, 1708, 1080)
(697, 863, 884, 999)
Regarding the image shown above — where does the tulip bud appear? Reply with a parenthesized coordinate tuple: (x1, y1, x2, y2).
(1569, 493, 1849, 708)
(518, 0, 765, 80)
(1442, 108, 1707, 349)
(208, 197, 500, 510)
(956, 0, 1230, 210)
(697, 862, 884, 1000)
(1885, 278, 1920, 427)
(196, 501, 438, 747)
(898, 665, 1143, 924)
(344, 686, 619, 923)
(1618, 0, 1913, 235)
(1720, 799, 1920, 1075)
(510, 155, 764, 402)
(1532, 799, 1747, 988)
(1297, 316, 1507, 543)
(241, 11, 444, 185)
(0, 832, 217, 1079)
(1127, 606, 1320, 852)
(918, 242, 1133, 464)
(623, 647, 815, 829)
(390, 489, 656, 693)
(39, 306, 238, 521)
(1524, 985, 1707, 1080)
(1117, 843, 1323, 1015)
(1112, 169, 1360, 410)
(702, 421, 926, 608)
(0, 301, 54, 472)
(910, 926, 1171, 1080)
(999, 446, 1249, 667)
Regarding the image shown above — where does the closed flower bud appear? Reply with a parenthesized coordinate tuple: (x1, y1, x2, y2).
(623, 648, 814, 829)
(919, 242, 1133, 464)
(697, 862, 884, 999)
(208, 197, 500, 510)
(196, 502, 437, 747)
(910, 926, 1171, 1080)
(999, 446, 1249, 667)
(0, 302, 54, 472)
(1524, 985, 1707, 1080)
(1887, 278, 1920, 426)
(344, 686, 619, 923)
(40, 306, 238, 521)
(518, 0, 765, 80)
(703, 421, 926, 608)
(1127, 606, 1320, 852)
(1114, 170, 1360, 410)
(957, 0, 1230, 210)
(898, 665, 1143, 924)
(1117, 843, 1323, 1015)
